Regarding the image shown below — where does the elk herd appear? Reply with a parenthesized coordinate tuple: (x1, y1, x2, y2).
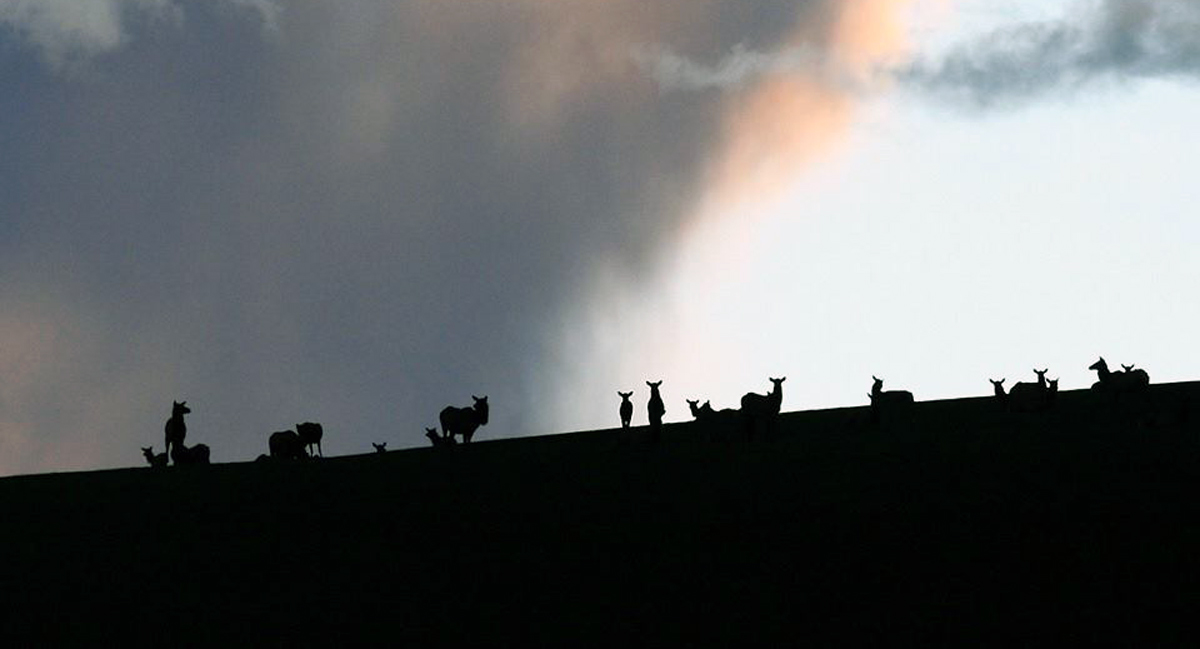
(141, 356, 1153, 467)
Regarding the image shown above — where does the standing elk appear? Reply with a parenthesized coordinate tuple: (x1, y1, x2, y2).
(440, 396, 489, 444)
(647, 381, 665, 441)
(618, 391, 634, 429)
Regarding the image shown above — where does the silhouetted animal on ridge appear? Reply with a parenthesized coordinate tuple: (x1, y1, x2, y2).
(1007, 369, 1050, 407)
(618, 391, 634, 429)
(372, 442, 388, 454)
(296, 422, 324, 457)
(687, 399, 715, 421)
(647, 381, 665, 441)
(869, 376, 912, 407)
(741, 377, 785, 439)
(171, 442, 210, 466)
(1090, 357, 1150, 393)
(426, 427, 457, 447)
(440, 395, 489, 444)
(868, 376, 912, 425)
(1011, 375, 1058, 412)
(164, 401, 190, 464)
(141, 446, 168, 468)
(989, 379, 1006, 398)
(269, 430, 306, 460)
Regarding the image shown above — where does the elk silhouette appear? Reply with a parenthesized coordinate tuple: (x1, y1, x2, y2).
(171, 442, 210, 466)
(164, 401, 190, 465)
(617, 391, 634, 429)
(687, 399, 716, 422)
(372, 442, 388, 454)
(269, 430, 306, 460)
(440, 395, 489, 444)
(868, 376, 913, 426)
(426, 427, 457, 447)
(141, 446, 168, 468)
(1089, 357, 1150, 393)
(296, 422, 324, 458)
(1007, 369, 1049, 406)
(1010, 373, 1058, 412)
(741, 377, 785, 439)
(646, 381, 665, 441)
(989, 378, 1006, 398)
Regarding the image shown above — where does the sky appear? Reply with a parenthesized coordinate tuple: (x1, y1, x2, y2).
(1, 0, 1198, 474)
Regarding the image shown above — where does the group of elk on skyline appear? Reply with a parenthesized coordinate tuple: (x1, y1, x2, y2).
(142, 356, 1147, 466)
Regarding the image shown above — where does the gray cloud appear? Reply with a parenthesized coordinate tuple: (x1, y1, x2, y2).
(0, 0, 858, 473)
(898, 0, 1200, 108)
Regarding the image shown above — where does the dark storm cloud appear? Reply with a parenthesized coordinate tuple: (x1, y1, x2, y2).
(0, 0, 862, 472)
(898, 0, 1200, 108)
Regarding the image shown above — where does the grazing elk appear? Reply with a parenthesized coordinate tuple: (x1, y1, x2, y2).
(372, 442, 388, 454)
(296, 422, 324, 458)
(164, 401, 190, 464)
(171, 442, 210, 466)
(742, 377, 785, 439)
(618, 391, 634, 429)
(647, 381, 665, 441)
(269, 429, 306, 460)
(141, 446, 168, 468)
(440, 395, 489, 444)
(426, 427, 457, 447)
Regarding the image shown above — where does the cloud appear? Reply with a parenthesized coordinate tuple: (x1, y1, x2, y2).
(0, 0, 279, 66)
(0, 0, 916, 474)
(897, 0, 1200, 108)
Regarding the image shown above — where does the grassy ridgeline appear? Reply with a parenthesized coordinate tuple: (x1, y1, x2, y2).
(1, 383, 1198, 643)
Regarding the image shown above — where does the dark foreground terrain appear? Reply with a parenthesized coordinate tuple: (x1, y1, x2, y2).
(2, 384, 1199, 644)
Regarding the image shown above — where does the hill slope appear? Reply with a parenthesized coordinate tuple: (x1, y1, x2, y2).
(2, 383, 1198, 643)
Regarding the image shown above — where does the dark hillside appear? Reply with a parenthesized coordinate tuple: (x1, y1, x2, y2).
(2, 383, 1199, 643)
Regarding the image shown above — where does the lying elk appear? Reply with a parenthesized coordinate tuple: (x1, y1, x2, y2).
(1007, 369, 1050, 407)
(426, 427, 457, 447)
(171, 442, 210, 466)
(1089, 357, 1150, 393)
(1010, 376, 1059, 412)
(141, 446, 168, 468)
(869, 376, 913, 426)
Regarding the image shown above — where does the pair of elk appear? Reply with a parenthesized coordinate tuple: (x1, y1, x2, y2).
(1089, 357, 1150, 394)
(614, 383, 666, 434)
(267, 422, 324, 460)
(158, 400, 210, 465)
(998, 369, 1058, 411)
